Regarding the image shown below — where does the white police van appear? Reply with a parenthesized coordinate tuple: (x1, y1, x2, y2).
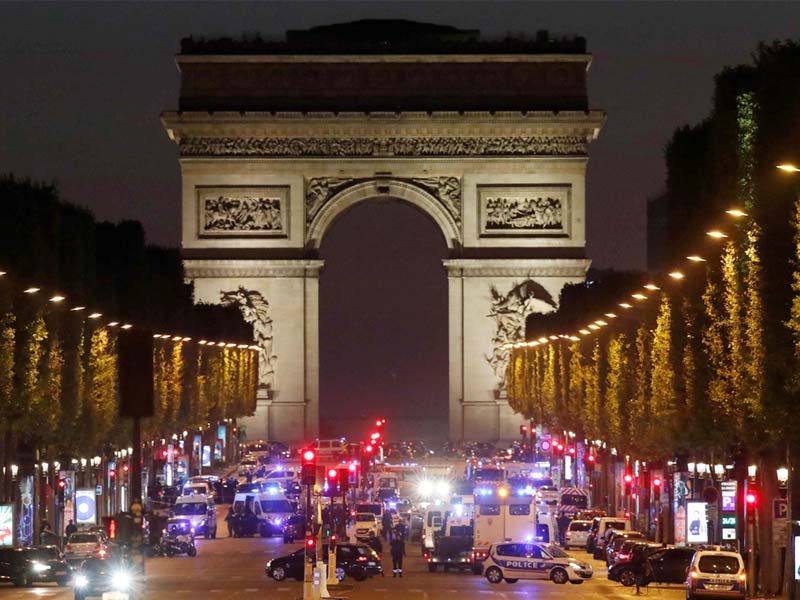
(483, 541, 592, 585)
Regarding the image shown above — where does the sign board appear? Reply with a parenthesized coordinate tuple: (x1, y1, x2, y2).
(202, 445, 211, 467)
(722, 528, 737, 540)
(773, 498, 788, 520)
(721, 481, 737, 512)
(773, 519, 789, 548)
(76, 490, 97, 524)
(0, 504, 13, 546)
(686, 501, 709, 544)
(721, 515, 737, 527)
(96, 485, 103, 496)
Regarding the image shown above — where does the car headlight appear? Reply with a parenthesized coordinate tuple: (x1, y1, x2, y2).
(111, 570, 132, 590)
(74, 574, 89, 588)
(31, 561, 51, 572)
(418, 480, 433, 495)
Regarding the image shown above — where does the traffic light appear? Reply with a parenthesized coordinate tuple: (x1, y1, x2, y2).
(305, 535, 317, 559)
(623, 473, 633, 495)
(337, 468, 350, 492)
(301, 448, 317, 485)
(109, 517, 117, 539)
(746, 486, 759, 507)
(326, 468, 339, 494)
(585, 454, 596, 471)
(364, 444, 374, 454)
(652, 477, 662, 501)
(555, 442, 564, 453)
(567, 446, 576, 456)
(109, 469, 117, 480)
(57, 478, 67, 502)
(520, 425, 528, 436)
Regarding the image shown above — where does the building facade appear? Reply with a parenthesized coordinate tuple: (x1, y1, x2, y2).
(162, 21, 604, 442)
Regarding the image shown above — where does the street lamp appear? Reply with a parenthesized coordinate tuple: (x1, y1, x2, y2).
(714, 464, 725, 477)
(777, 467, 789, 486)
(777, 163, 800, 173)
(748, 464, 757, 479)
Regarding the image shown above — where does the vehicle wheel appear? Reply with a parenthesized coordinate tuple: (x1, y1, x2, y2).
(485, 567, 503, 584)
(593, 548, 603, 560)
(271, 566, 286, 581)
(504, 578, 518, 583)
(13, 575, 27, 587)
(619, 569, 636, 587)
(188, 544, 197, 557)
(335, 566, 346, 582)
(570, 580, 584, 585)
(550, 568, 569, 584)
(586, 540, 594, 553)
(428, 563, 437, 573)
(166, 547, 175, 557)
(260, 527, 269, 538)
(350, 566, 367, 581)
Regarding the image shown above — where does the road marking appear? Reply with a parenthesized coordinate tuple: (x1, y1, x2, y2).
(408, 589, 424, 593)
(374, 588, 388, 592)
(277, 587, 290, 591)
(244, 588, 259, 592)
(209, 589, 222, 593)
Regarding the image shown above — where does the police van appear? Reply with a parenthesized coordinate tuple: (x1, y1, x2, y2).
(483, 541, 592, 585)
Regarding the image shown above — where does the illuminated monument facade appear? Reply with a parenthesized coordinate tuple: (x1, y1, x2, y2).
(162, 21, 604, 442)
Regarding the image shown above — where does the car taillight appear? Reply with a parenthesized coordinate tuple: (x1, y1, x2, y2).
(618, 553, 630, 561)
(356, 555, 368, 562)
(566, 532, 572, 537)
(426, 557, 432, 563)
(690, 570, 699, 578)
(739, 572, 746, 582)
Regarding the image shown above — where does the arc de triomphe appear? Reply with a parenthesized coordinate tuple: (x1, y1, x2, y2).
(161, 21, 604, 443)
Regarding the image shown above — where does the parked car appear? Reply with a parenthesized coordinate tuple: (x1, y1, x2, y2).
(686, 549, 745, 600)
(587, 516, 630, 557)
(535, 485, 560, 506)
(605, 531, 646, 565)
(483, 541, 593, 585)
(265, 543, 382, 582)
(564, 520, 592, 550)
(0, 546, 71, 587)
(64, 531, 108, 564)
(353, 513, 380, 541)
(608, 545, 695, 587)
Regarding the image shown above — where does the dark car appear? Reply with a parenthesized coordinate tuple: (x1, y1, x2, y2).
(72, 557, 141, 600)
(27, 546, 72, 585)
(608, 545, 696, 587)
(605, 531, 646, 565)
(0, 546, 70, 587)
(265, 543, 382, 582)
(282, 515, 305, 543)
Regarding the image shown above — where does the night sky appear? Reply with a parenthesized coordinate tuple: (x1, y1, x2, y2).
(2, 2, 798, 440)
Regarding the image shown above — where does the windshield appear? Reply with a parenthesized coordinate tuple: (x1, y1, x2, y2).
(356, 504, 381, 515)
(474, 469, 504, 481)
(570, 522, 591, 531)
(31, 548, 60, 559)
(698, 555, 741, 574)
(545, 544, 570, 558)
(267, 471, 293, 479)
(260, 500, 293, 513)
(356, 515, 375, 522)
(174, 503, 207, 516)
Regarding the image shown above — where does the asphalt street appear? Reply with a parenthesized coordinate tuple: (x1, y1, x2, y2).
(0, 528, 690, 600)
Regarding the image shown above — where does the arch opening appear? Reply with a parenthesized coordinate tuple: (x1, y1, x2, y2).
(318, 196, 449, 442)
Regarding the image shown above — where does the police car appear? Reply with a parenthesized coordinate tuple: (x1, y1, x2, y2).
(483, 541, 593, 585)
(686, 548, 746, 599)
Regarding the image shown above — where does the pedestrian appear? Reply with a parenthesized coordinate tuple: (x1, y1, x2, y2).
(65, 519, 77, 538)
(366, 532, 382, 556)
(225, 507, 234, 537)
(381, 512, 392, 540)
(390, 528, 405, 577)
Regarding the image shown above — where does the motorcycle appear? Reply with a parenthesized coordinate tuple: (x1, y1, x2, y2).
(161, 517, 197, 557)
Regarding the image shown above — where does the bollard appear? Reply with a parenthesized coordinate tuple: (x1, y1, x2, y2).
(326, 547, 338, 586)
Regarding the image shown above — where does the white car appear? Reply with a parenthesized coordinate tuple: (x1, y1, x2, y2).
(173, 494, 218, 539)
(64, 531, 107, 563)
(483, 541, 592, 585)
(564, 520, 591, 549)
(353, 513, 380, 541)
(686, 549, 746, 599)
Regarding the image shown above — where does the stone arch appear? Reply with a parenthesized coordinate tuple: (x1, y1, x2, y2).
(305, 178, 462, 250)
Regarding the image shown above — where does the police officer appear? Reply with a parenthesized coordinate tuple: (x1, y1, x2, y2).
(390, 527, 405, 577)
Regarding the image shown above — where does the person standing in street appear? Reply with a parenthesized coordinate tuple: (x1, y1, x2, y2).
(390, 527, 405, 577)
(381, 511, 392, 540)
(65, 520, 77, 538)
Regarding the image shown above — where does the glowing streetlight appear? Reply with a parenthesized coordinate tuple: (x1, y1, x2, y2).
(604, 313, 617, 319)
(686, 255, 706, 262)
(777, 163, 800, 173)
(668, 271, 685, 280)
(579, 329, 590, 335)
(121, 324, 133, 330)
(631, 293, 647, 301)
(588, 324, 600, 330)
(725, 209, 747, 218)
(49, 295, 65, 303)
(643, 284, 660, 291)
(88, 312, 102, 319)
(70, 306, 86, 311)
(23, 287, 40, 294)
(706, 230, 728, 239)
(537, 337, 548, 343)
(619, 303, 633, 309)
(108, 321, 119, 327)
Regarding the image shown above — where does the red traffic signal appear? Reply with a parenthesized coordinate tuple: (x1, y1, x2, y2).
(305, 535, 317, 558)
(375, 419, 383, 427)
(567, 446, 576, 456)
(302, 448, 317, 464)
(327, 468, 338, 479)
(109, 469, 116, 479)
(348, 464, 357, 473)
(301, 447, 317, 485)
(122, 464, 129, 473)
(623, 473, 633, 484)
(652, 477, 662, 488)
(555, 442, 564, 452)
(57, 478, 67, 490)
(520, 425, 528, 435)
(365, 444, 374, 453)
(746, 491, 758, 506)
(370, 432, 381, 441)
(161, 449, 169, 458)
(586, 454, 596, 463)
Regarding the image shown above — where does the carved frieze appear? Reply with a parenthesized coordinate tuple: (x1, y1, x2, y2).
(305, 176, 462, 226)
(221, 287, 277, 391)
(479, 185, 571, 237)
(180, 135, 587, 158)
(198, 186, 288, 237)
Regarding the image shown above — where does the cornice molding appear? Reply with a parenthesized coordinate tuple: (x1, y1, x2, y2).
(443, 258, 590, 278)
(183, 259, 324, 278)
